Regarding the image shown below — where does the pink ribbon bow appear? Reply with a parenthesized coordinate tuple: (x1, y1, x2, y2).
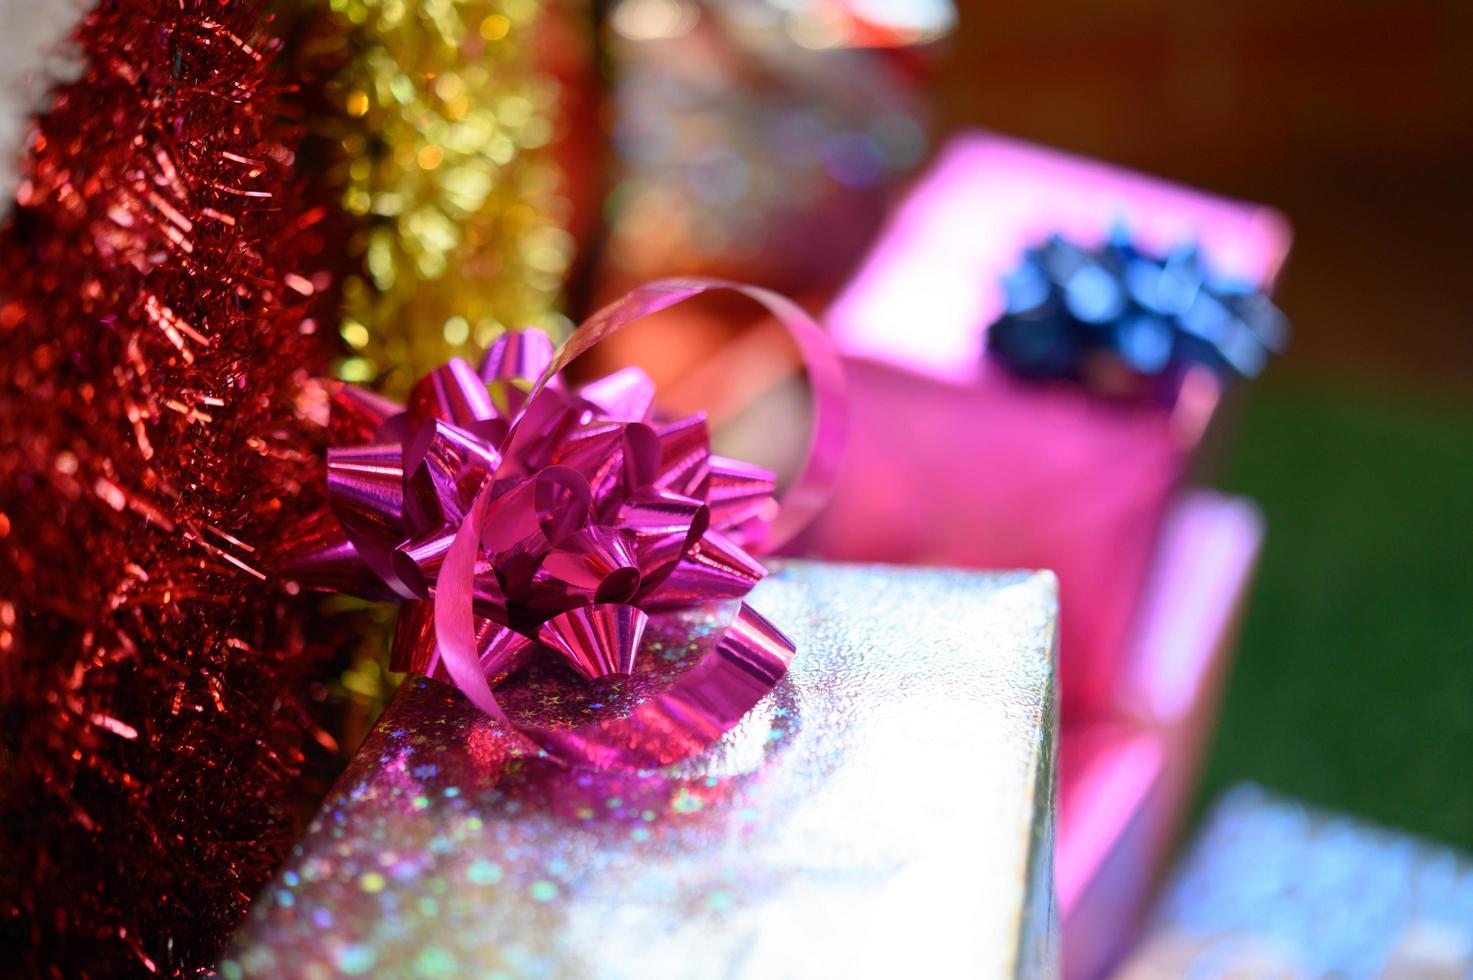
(284, 279, 845, 770)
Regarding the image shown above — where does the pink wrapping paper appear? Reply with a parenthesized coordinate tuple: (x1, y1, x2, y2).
(813, 130, 1291, 719)
(1059, 724, 1165, 980)
(809, 355, 1182, 719)
(1059, 491, 1264, 980)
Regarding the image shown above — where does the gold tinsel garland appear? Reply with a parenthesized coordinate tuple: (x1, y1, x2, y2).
(325, 0, 577, 395)
(269, 0, 584, 740)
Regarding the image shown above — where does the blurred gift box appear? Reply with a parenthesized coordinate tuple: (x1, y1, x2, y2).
(1060, 490, 1262, 979)
(596, 0, 954, 300)
(809, 131, 1291, 977)
(1113, 784, 1473, 979)
(816, 130, 1291, 718)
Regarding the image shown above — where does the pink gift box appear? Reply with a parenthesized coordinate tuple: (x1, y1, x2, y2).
(809, 132, 1287, 975)
(1058, 724, 1164, 980)
(813, 130, 1291, 718)
(1059, 491, 1263, 980)
(808, 353, 1186, 718)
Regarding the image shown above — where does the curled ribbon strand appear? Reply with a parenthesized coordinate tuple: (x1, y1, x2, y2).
(282, 278, 845, 770)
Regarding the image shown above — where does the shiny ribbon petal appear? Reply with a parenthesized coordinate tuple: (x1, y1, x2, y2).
(402, 419, 502, 532)
(331, 383, 404, 444)
(538, 604, 647, 681)
(407, 357, 498, 427)
(480, 328, 556, 384)
(578, 366, 657, 424)
(526, 602, 795, 770)
(652, 413, 711, 497)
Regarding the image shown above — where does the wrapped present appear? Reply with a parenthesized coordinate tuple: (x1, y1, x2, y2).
(814, 130, 1292, 719)
(597, 0, 954, 299)
(275, 278, 845, 767)
(225, 277, 1056, 974)
(1112, 785, 1473, 979)
(220, 561, 1060, 977)
(1059, 491, 1263, 980)
(806, 131, 1287, 977)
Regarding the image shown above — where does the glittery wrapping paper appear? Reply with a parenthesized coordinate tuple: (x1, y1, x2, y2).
(1113, 785, 1473, 979)
(222, 561, 1059, 978)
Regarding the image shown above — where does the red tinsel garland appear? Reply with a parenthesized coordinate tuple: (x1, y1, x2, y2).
(0, 1, 343, 973)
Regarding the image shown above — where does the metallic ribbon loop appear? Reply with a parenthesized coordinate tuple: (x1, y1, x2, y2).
(285, 278, 845, 770)
(536, 278, 847, 551)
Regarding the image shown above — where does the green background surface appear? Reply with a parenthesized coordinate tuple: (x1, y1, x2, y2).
(1195, 378, 1473, 850)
